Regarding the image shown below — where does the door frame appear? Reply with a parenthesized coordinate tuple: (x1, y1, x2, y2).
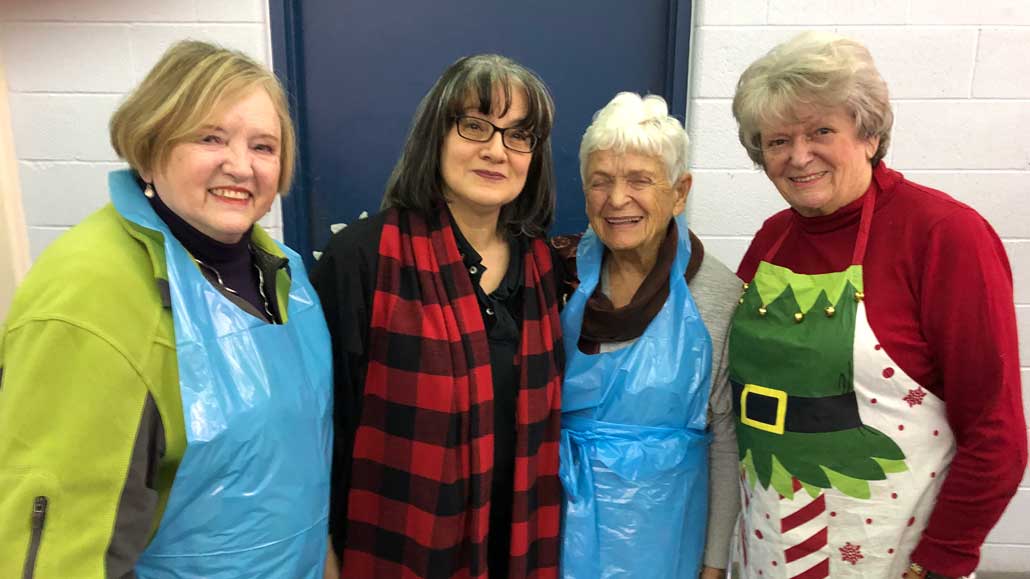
(269, 0, 694, 257)
(0, 56, 30, 321)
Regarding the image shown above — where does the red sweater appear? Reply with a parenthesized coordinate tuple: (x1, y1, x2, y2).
(737, 163, 1027, 577)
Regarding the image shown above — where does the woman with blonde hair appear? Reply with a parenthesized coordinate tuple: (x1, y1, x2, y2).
(0, 41, 332, 578)
(729, 32, 1025, 579)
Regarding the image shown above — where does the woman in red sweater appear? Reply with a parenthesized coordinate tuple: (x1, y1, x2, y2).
(728, 32, 1025, 579)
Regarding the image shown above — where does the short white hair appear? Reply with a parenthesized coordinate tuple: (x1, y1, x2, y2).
(579, 92, 690, 184)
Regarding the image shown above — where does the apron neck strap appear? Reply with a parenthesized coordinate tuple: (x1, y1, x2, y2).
(762, 182, 878, 266)
(850, 183, 876, 265)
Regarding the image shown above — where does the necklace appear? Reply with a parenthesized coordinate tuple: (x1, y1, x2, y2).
(194, 256, 275, 321)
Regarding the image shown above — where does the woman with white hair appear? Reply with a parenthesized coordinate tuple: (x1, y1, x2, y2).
(729, 32, 1025, 579)
(553, 93, 740, 578)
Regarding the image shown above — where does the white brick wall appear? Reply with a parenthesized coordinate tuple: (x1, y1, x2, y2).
(687, 0, 1030, 572)
(0, 0, 278, 260)
(2, 0, 1028, 572)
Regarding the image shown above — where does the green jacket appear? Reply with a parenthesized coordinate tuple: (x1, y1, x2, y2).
(0, 202, 290, 578)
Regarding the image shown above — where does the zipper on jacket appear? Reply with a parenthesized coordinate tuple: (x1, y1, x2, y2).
(22, 496, 47, 579)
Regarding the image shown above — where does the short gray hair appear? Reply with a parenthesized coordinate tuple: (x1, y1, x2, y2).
(579, 92, 690, 184)
(732, 31, 893, 167)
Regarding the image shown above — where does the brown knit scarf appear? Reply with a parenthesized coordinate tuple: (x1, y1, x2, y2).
(553, 222, 704, 353)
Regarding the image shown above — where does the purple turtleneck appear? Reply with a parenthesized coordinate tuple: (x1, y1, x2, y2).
(146, 186, 268, 318)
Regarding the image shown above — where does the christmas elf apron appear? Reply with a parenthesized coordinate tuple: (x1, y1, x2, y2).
(559, 214, 712, 579)
(728, 187, 955, 578)
(109, 171, 333, 578)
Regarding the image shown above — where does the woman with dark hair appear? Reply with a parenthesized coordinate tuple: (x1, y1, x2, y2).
(312, 54, 564, 579)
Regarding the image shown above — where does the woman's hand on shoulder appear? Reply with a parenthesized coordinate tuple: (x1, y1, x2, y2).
(699, 566, 726, 579)
(548, 234, 582, 303)
(323, 542, 340, 579)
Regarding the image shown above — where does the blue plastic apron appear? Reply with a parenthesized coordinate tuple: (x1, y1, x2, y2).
(108, 171, 333, 579)
(559, 214, 713, 579)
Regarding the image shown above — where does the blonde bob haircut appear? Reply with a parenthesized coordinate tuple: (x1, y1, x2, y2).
(110, 40, 296, 192)
(732, 31, 893, 168)
(580, 92, 690, 185)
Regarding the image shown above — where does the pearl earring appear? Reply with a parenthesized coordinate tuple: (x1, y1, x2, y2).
(144, 183, 155, 198)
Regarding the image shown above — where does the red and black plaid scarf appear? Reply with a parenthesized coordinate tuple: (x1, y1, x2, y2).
(343, 207, 563, 579)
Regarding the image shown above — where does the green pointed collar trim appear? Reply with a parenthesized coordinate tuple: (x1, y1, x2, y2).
(753, 261, 864, 313)
(250, 225, 287, 259)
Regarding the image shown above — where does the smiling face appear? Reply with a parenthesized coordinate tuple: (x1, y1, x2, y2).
(759, 105, 879, 217)
(584, 148, 689, 262)
(439, 87, 533, 221)
(146, 87, 281, 243)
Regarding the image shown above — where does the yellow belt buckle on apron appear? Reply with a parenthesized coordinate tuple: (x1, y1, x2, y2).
(740, 383, 787, 435)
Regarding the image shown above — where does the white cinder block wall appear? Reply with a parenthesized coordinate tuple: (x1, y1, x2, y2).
(686, 0, 1030, 572)
(0, 0, 280, 260)
(1, 0, 1028, 572)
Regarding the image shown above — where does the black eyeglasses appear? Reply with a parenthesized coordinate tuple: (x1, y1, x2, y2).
(453, 115, 538, 153)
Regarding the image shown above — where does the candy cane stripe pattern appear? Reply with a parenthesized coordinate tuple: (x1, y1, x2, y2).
(780, 494, 825, 533)
(782, 479, 829, 578)
(784, 528, 827, 563)
(739, 467, 750, 567)
(790, 558, 830, 579)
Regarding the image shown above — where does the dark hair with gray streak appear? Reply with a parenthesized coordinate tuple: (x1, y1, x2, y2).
(382, 54, 556, 238)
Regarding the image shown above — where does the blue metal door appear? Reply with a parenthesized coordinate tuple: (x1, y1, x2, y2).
(271, 0, 692, 264)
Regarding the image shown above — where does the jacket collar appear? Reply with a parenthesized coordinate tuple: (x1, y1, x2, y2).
(108, 169, 290, 313)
